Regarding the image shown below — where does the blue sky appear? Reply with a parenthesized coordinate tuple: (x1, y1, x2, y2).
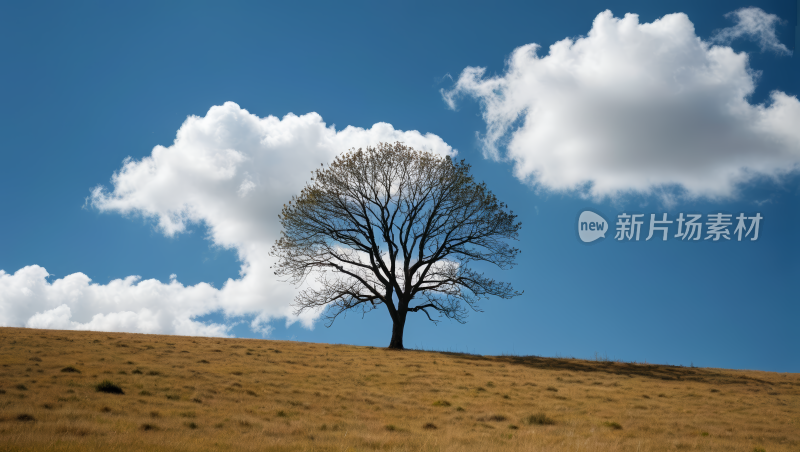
(0, 1, 797, 372)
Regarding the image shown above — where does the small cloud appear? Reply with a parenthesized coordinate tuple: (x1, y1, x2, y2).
(712, 7, 792, 55)
(237, 179, 256, 198)
(434, 73, 454, 86)
(250, 315, 274, 337)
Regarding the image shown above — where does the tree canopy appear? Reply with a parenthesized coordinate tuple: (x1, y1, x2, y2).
(270, 142, 522, 349)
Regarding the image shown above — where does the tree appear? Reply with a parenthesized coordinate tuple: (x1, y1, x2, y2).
(270, 142, 522, 349)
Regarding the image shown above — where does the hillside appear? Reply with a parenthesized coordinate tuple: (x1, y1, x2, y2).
(0, 327, 797, 451)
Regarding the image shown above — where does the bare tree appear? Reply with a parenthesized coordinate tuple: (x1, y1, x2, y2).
(270, 142, 522, 349)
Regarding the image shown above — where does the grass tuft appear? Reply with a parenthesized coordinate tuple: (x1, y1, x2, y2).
(526, 413, 555, 425)
(602, 421, 623, 430)
(95, 380, 124, 394)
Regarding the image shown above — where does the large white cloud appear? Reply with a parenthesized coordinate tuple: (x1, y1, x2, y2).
(442, 9, 800, 201)
(0, 102, 455, 336)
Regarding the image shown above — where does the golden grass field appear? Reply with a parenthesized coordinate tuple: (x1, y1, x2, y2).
(0, 327, 797, 452)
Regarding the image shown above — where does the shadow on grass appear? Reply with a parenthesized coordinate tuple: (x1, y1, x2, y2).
(399, 347, 773, 386)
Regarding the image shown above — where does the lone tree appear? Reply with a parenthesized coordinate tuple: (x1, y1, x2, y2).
(270, 142, 522, 349)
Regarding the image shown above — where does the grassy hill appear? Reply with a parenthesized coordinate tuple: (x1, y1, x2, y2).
(0, 327, 797, 451)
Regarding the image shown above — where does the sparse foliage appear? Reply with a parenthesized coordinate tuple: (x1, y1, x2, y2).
(270, 142, 522, 349)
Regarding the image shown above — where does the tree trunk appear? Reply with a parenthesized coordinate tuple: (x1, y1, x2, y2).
(388, 312, 406, 349)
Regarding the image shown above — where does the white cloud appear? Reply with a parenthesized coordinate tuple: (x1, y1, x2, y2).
(442, 10, 800, 201)
(237, 178, 256, 198)
(1, 265, 228, 336)
(1, 102, 455, 336)
(712, 7, 792, 55)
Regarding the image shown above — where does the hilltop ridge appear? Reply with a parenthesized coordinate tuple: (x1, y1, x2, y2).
(0, 327, 797, 451)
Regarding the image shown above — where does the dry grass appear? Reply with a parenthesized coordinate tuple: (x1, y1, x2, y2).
(0, 327, 798, 451)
